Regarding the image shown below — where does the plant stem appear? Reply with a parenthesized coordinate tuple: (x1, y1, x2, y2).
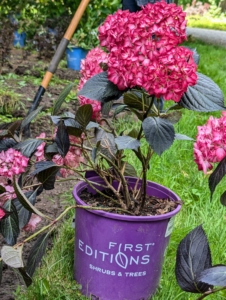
(196, 287, 226, 299)
(14, 203, 135, 248)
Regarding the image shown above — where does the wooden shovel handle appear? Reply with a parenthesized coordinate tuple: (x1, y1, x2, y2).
(41, 0, 90, 89)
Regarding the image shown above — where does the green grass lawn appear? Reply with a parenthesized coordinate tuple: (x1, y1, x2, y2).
(15, 41, 226, 299)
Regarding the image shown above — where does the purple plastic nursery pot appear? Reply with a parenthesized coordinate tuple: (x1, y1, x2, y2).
(72, 176, 181, 300)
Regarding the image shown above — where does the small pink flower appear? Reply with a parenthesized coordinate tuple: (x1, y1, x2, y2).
(22, 214, 42, 232)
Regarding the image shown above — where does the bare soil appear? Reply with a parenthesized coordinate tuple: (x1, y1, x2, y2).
(0, 48, 81, 300)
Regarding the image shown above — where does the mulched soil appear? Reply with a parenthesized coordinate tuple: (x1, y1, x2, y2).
(0, 48, 81, 300)
(80, 189, 179, 216)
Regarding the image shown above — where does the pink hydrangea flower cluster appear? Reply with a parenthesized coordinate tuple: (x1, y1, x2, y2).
(78, 47, 108, 120)
(34, 133, 84, 178)
(194, 112, 226, 173)
(52, 135, 84, 178)
(0, 148, 29, 179)
(98, 1, 197, 102)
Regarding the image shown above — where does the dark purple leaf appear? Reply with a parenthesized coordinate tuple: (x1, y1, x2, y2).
(55, 120, 70, 158)
(115, 136, 140, 151)
(13, 190, 37, 229)
(18, 267, 32, 287)
(198, 266, 226, 287)
(142, 117, 175, 155)
(32, 161, 60, 190)
(0, 185, 6, 194)
(14, 139, 43, 158)
(76, 104, 93, 129)
(209, 157, 226, 200)
(78, 71, 122, 103)
(179, 73, 225, 112)
(220, 190, 226, 206)
(0, 201, 19, 245)
(175, 225, 212, 293)
(0, 260, 2, 284)
(0, 138, 17, 151)
(26, 232, 50, 277)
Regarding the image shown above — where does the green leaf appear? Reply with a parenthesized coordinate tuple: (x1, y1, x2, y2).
(113, 104, 128, 117)
(127, 128, 139, 139)
(123, 92, 145, 110)
(160, 111, 182, 124)
(0, 200, 19, 245)
(1, 245, 24, 268)
(180, 73, 225, 112)
(78, 72, 122, 102)
(26, 232, 50, 277)
(20, 106, 43, 130)
(124, 162, 137, 177)
(52, 83, 74, 115)
(18, 267, 32, 287)
(13, 190, 37, 229)
(13, 177, 49, 219)
(209, 157, 226, 200)
(142, 117, 175, 156)
(14, 139, 43, 157)
(115, 136, 140, 151)
(55, 120, 70, 158)
(76, 104, 93, 129)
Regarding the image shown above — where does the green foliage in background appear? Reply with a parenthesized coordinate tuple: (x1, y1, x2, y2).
(187, 15, 226, 30)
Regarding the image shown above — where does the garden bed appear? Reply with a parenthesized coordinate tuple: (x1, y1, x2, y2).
(0, 48, 81, 300)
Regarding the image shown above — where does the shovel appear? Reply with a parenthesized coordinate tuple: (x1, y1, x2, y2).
(24, 0, 90, 136)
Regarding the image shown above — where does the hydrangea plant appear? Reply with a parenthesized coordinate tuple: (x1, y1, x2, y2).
(0, 1, 225, 287)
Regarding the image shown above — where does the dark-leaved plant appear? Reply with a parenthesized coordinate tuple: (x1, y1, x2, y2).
(176, 225, 226, 299)
(0, 1, 225, 289)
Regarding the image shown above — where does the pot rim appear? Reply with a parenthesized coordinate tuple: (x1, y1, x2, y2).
(73, 176, 182, 222)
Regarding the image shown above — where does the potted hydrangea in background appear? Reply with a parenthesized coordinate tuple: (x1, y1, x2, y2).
(175, 116, 226, 298)
(0, 1, 225, 300)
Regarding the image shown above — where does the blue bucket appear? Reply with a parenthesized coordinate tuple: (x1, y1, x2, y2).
(66, 47, 88, 71)
(13, 31, 26, 47)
